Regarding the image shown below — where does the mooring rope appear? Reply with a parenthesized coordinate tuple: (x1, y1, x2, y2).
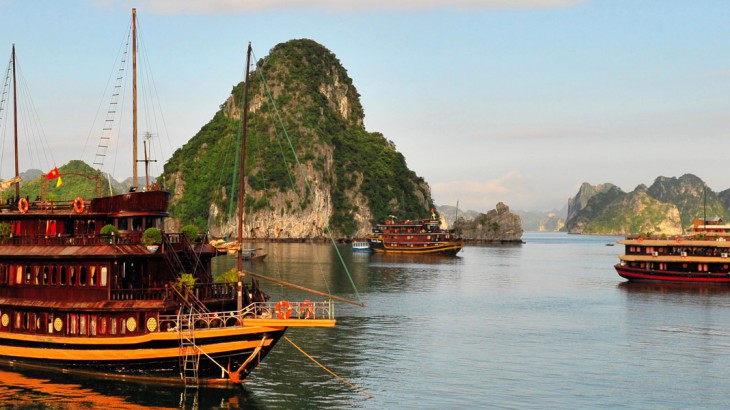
(284, 335, 374, 399)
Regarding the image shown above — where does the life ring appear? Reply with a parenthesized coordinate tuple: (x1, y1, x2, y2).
(676, 237, 683, 243)
(301, 299, 314, 319)
(17, 198, 28, 214)
(275, 300, 292, 319)
(636, 237, 643, 243)
(73, 197, 85, 213)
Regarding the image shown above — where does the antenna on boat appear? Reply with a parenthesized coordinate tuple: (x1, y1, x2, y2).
(702, 184, 707, 231)
(138, 132, 156, 191)
(131, 7, 138, 192)
(236, 42, 252, 311)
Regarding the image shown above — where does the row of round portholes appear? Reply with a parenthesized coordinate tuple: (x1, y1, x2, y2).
(0, 313, 153, 334)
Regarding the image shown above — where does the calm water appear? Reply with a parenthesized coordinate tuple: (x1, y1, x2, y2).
(4, 232, 730, 409)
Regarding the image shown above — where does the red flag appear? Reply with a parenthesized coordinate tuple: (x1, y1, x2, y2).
(46, 167, 59, 180)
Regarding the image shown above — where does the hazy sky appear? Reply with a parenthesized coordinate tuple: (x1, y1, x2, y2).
(1, 0, 729, 213)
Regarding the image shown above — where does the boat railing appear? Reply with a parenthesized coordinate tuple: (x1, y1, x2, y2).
(192, 282, 237, 301)
(110, 287, 168, 301)
(108, 282, 236, 303)
(157, 300, 334, 332)
(0, 199, 74, 213)
(3, 232, 143, 246)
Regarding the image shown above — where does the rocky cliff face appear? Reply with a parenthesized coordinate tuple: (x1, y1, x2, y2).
(161, 39, 434, 239)
(538, 213, 565, 232)
(455, 202, 523, 242)
(566, 182, 617, 223)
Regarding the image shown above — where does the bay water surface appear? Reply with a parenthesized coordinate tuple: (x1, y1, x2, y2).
(3, 232, 730, 409)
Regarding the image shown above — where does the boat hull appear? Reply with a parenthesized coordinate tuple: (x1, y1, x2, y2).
(369, 240, 463, 255)
(615, 264, 730, 284)
(0, 325, 286, 385)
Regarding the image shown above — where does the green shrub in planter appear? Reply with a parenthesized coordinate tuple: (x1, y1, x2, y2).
(100, 224, 119, 244)
(0, 222, 11, 243)
(181, 225, 199, 242)
(141, 227, 162, 246)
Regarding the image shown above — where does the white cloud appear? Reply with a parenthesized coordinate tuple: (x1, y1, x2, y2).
(702, 69, 730, 79)
(96, 0, 583, 14)
(431, 171, 535, 212)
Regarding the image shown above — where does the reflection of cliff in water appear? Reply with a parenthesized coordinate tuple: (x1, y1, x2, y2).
(0, 364, 263, 409)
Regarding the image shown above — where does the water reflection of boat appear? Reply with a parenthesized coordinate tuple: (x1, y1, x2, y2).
(617, 281, 730, 295)
(0, 363, 256, 409)
(0, 10, 334, 387)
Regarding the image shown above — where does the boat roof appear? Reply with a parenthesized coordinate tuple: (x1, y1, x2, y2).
(0, 244, 155, 258)
(618, 238, 730, 247)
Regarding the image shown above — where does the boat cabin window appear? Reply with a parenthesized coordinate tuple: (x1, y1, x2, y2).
(145, 217, 158, 230)
(60, 267, 67, 285)
(118, 219, 129, 231)
(69, 267, 76, 286)
(45, 220, 57, 236)
(79, 267, 87, 286)
(100, 267, 108, 287)
(69, 314, 78, 335)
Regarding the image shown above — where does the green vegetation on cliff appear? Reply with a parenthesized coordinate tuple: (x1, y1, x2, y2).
(161, 39, 434, 236)
(17, 160, 110, 202)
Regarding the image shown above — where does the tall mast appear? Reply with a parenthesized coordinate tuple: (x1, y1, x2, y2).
(132, 8, 138, 191)
(237, 42, 252, 311)
(11, 45, 19, 199)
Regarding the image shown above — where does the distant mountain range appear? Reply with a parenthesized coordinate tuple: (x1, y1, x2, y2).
(438, 204, 566, 232)
(565, 174, 730, 235)
(440, 173, 729, 236)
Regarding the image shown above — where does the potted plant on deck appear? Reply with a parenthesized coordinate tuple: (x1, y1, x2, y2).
(181, 224, 199, 243)
(174, 273, 197, 300)
(100, 224, 119, 244)
(141, 227, 162, 252)
(0, 222, 11, 245)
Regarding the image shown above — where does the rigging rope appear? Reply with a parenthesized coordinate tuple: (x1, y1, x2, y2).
(251, 48, 363, 304)
(0, 52, 12, 179)
(284, 335, 374, 399)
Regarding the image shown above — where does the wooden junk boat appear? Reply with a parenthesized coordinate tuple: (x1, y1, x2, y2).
(0, 12, 334, 386)
(368, 211, 464, 256)
(615, 218, 730, 284)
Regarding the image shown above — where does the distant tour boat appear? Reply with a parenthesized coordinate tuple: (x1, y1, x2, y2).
(368, 213, 463, 256)
(614, 218, 730, 284)
(351, 241, 370, 252)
